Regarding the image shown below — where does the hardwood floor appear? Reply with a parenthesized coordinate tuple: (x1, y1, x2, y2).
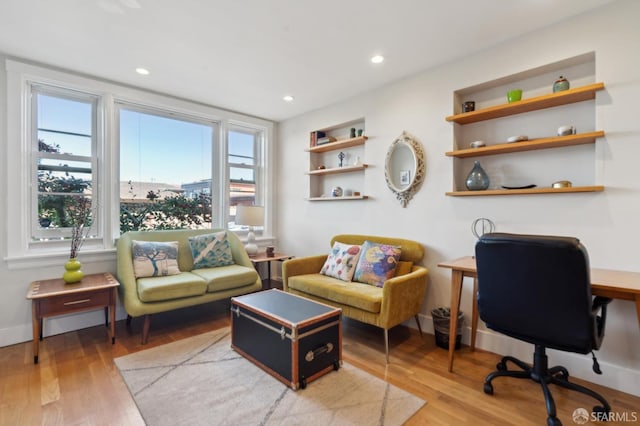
(1, 300, 638, 425)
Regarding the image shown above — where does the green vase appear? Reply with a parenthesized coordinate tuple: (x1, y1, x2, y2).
(63, 258, 84, 284)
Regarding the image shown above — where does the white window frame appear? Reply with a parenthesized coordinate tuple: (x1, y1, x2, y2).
(5, 59, 274, 269)
(30, 84, 101, 243)
(114, 100, 221, 230)
(227, 123, 264, 217)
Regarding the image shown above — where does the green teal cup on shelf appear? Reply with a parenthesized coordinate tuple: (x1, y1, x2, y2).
(507, 89, 522, 103)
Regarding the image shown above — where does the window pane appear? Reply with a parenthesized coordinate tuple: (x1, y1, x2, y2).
(228, 130, 255, 165)
(119, 108, 214, 232)
(32, 88, 97, 242)
(38, 159, 92, 193)
(37, 94, 92, 156)
(228, 128, 259, 229)
(37, 195, 93, 229)
(229, 166, 254, 183)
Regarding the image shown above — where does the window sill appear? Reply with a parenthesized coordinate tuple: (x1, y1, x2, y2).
(5, 249, 117, 270)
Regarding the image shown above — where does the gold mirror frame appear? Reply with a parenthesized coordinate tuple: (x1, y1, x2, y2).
(384, 131, 426, 207)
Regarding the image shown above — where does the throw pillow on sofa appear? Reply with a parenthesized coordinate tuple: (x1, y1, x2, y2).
(132, 240, 181, 278)
(189, 231, 234, 269)
(320, 241, 361, 282)
(353, 240, 401, 287)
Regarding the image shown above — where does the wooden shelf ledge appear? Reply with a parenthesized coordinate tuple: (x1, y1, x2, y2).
(446, 131, 605, 158)
(446, 83, 605, 124)
(446, 186, 604, 196)
(306, 164, 368, 175)
(307, 136, 368, 153)
(307, 195, 369, 201)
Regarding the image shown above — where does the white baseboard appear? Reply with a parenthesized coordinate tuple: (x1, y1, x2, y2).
(416, 314, 640, 397)
(0, 305, 129, 349)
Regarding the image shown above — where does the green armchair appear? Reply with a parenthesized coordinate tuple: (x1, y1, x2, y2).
(282, 234, 429, 361)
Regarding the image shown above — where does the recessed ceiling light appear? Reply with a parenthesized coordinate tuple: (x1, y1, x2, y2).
(135, 67, 150, 75)
(371, 55, 384, 64)
(283, 95, 294, 102)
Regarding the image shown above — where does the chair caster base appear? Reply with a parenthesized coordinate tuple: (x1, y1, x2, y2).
(547, 416, 561, 426)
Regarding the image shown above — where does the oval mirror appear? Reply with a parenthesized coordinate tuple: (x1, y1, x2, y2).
(384, 131, 425, 207)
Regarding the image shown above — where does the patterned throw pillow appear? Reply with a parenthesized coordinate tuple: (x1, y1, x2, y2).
(189, 231, 234, 269)
(132, 240, 181, 278)
(353, 240, 402, 287)
(320, 242, 362, 282)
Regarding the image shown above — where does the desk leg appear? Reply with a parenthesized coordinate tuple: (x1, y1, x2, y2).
(448, 270, 464, 372)
(471, 278, 478, 351)
(31, 301, 40, 364)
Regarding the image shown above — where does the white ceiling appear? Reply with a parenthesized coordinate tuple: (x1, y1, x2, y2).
(0, 0, 614, 121)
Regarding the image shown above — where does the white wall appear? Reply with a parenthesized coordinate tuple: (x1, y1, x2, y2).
(276, 0, 640, 395)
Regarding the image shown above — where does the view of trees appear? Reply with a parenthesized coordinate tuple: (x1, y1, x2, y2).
(120, 193, 212, 232)
(38, 140, 212, 233)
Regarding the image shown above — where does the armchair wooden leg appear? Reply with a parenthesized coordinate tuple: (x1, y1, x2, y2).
(414, 315, 423, 337)
(141, 314, 152, 344)
(384, 329, 389, 363)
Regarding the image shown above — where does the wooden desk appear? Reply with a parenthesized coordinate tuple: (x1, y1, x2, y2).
(438, 256, 640, 372)
(249, 252, 293, 288)
(26, 273, 120, 364)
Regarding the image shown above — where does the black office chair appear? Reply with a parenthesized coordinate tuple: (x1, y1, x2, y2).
(475, 233, 611, 426)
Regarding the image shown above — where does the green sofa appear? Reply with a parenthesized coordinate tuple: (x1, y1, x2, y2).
(117, 229, 261, 343)
(282, 234, 429, 362)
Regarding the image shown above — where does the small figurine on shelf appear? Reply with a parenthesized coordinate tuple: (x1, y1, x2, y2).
(553, 76, 570, 93)
(349, 128, 356, 138)
(338, 151, 345, 167)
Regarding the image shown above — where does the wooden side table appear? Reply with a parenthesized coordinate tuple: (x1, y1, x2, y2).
(26, 272, 120, 364)
(249, 252, 293, 289)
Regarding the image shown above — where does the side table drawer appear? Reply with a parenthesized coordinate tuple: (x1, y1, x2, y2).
(38, 289, 111, 317)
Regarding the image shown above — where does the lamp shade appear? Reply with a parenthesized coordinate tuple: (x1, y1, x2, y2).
(235, 205, 264, 227)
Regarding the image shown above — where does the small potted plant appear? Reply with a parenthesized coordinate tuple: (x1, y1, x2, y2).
(63, 195, 93, 284)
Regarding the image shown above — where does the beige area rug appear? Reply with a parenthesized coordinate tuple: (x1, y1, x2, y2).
(114, 328, 426, 425)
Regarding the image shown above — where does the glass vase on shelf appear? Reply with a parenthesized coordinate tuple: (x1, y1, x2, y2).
(465, 161, 490, 191)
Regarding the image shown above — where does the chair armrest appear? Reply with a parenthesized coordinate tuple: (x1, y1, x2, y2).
(592, 296, 612, 348)
(116, 237, 145, 317)
(379, 266, 429, 328)
(282, 255, 328, 291)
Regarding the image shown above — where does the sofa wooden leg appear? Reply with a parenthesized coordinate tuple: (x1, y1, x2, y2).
(415, 315, 423, 337)
(126, 315, 132, 326)
(384, 329, 389, 364)
(141, 314, 152, 344)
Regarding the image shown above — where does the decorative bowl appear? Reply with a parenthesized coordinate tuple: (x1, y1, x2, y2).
(557, 125, 575, 136)
(507, 135, 528, 143)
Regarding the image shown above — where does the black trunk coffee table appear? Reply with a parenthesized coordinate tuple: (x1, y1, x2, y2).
(230, 289, 342, 389)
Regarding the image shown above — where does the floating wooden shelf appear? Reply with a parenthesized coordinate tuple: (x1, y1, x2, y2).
(446, 131, 605, 158)
(306, 164, 368, 176)
(445, 82, 605, 125)
(446, 186, 604, 197)
(307, 195, 369, 201)
(307, 136, 367, 153)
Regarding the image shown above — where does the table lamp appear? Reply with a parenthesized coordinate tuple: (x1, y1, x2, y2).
(235, 205, 264, 256)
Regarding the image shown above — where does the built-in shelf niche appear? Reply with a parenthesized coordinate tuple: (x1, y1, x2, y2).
(306, 118, 369, 201)
(446, 52, 605, 196)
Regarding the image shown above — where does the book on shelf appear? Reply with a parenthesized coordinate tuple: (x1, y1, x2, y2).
(316, 136, 337, 145)
(310, 130, 326, 147)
